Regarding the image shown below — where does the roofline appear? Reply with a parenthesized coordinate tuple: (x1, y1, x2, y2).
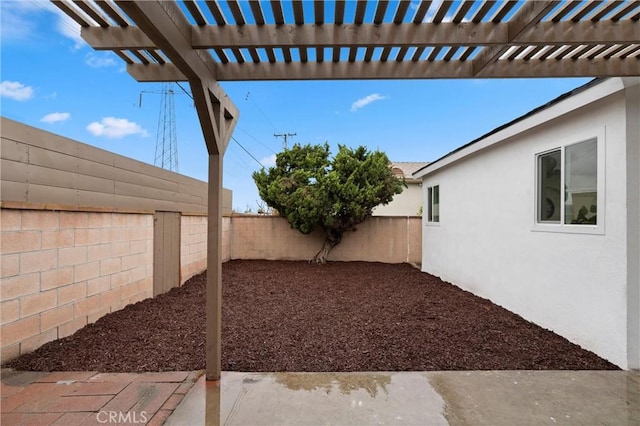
(413, 77, 631, 179)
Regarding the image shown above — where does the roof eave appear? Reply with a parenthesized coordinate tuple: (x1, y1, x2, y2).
(413, 77, 632, 179)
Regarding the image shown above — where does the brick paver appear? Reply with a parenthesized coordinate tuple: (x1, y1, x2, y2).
(0, 369, 203, 426)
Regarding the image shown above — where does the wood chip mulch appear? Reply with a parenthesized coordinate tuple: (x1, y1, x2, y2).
(4, 260, 618, 372)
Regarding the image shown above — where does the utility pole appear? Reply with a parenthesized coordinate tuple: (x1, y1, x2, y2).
(274, 132, 296, 150)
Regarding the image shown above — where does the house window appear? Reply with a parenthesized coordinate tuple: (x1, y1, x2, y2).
(427, 185, 439, 223)
(536, 138, 598, 228)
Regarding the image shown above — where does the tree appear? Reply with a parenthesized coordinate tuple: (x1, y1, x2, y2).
(253, 143, 404, 263)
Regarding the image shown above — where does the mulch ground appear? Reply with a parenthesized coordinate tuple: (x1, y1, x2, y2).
(4, 260, 618, 372)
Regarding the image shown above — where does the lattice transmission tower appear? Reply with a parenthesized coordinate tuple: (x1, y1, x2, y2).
(154, 83, 178, 172)
(141, 83, 179, 172)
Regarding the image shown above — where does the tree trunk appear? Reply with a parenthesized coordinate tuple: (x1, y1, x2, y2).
(311, 233, 342, 264)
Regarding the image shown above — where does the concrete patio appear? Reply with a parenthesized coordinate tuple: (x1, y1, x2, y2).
(2, 369, 638, 425)
(169, 370, 639, 425)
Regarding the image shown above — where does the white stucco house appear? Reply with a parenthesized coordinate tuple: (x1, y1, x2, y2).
(373, 162, 428, 216)
(413, 77, 639, 370)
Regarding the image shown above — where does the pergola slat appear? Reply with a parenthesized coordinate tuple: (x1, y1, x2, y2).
(619, 44, 640, 58)
(412, 1, 431, 23)
(73, 1, 110, 27)
(292, 1, 304, 25)
(374, 1, 389, 24)
(270, 1, 285, 25)
(458, 46, 477, 61)
(443, 46, 459, 61)
(427, 46, 442, 61)
(314, 0, 324, 25)
(334, 0, 345, 25)
(354, 1, 367, 24)
(522, 45, 545, 60)
(147, 49, 166, 64)
(611, 2, 640, 21)
(587, 44, 613, 60)
(547, 0, 581, 22)
(249, 1, 266, 25)
(113, 50, 134, 64)
(491, 0, 518, 23)
(52, 0, 92, 27)
(380, 46, 392, 61)
(227, 1, 246, 25)
(570, 1, 604, 22)
(94, 0, 129, 27)
(432, 1, 454, 23)
(205, 1, 226, 25)
(393, 0, 411, 24)
(591, 1, 625, 22)
(471, 1, 496, 23)
(130, 49, 151, 64)
(452, 0, 475, 23)
(396, 46, 409, 62)
(604, 43, 630, 59)
(184, 0, 208, 26)
(411, 46, 426, 61)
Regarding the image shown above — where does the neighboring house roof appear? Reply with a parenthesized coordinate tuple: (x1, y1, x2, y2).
(391, 162, 430, 182)
(412, 77, 637, 179)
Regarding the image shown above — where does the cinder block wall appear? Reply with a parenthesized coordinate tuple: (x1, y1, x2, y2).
(0, 118, 232, 361)
(179, 215, 232, 285)
(0, 209, 153, 361)
(229, 215, 422, 264)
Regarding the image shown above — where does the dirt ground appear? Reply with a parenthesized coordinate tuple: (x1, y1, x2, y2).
(4, 260, 618, 372)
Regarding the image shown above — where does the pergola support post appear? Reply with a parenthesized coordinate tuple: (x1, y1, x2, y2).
(206, 153, 223, 380)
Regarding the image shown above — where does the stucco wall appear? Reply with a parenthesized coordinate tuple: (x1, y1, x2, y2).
(420, 90, 629, 367)
(373, 182, 423, 216)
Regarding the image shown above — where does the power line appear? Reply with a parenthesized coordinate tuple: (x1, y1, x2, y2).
(246, 91, 279, 132)
(175, 82, 193, 99)
(238, 127, 277, 154)
(232, 136, 265, 168)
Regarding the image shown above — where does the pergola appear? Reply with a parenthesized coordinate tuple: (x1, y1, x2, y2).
(52, 0, 640, 380)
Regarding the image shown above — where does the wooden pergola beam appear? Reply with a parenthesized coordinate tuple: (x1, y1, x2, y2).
(81, 20, 640, 51)
(127, 57, 640, 82)
(473, 1, 558, 76)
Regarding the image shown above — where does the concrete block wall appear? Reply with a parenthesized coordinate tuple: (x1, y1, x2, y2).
(229, 215, 422, 264)
(1, 208, 153, 361)
(179, 215, 232, 285)
(180, 215, 208, 284)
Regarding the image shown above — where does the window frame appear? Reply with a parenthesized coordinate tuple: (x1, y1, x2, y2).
(532, 129, 605, 235)
(426, 184, 440, 225)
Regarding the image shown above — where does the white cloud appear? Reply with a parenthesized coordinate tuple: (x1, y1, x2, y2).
(0, 81, 34, 101)
(260, 154, 277, 168)
(40, 112, 71, 124)
(350, 93, 387, 112)
(86, 117, 149, 139)
(85, 52, 117, 68)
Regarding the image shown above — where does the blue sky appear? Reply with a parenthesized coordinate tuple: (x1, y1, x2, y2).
(1, 1, 592, 212)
